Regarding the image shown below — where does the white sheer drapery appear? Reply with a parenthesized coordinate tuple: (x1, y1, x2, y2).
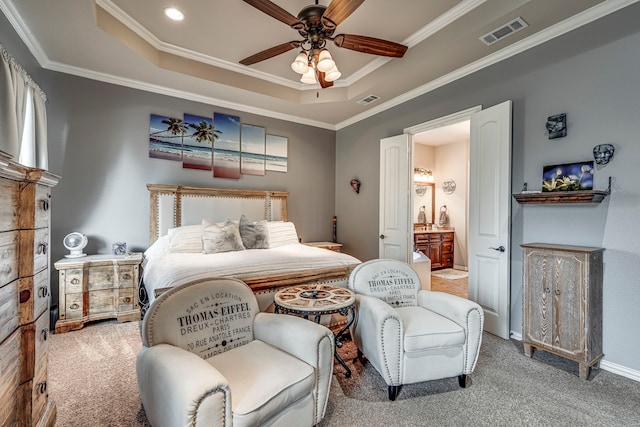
(0, 44, 48, 169)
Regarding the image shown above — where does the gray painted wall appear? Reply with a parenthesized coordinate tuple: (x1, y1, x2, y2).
(336, 6, 640, 372)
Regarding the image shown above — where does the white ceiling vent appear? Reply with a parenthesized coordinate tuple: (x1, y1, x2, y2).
(480, 17, 528, 46)
(357, 94, 381, 106)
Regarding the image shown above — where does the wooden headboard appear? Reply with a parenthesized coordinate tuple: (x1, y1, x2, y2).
(147, 184, 288, 244)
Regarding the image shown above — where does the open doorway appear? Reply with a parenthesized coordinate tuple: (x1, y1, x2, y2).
(412, 120, 470, 299)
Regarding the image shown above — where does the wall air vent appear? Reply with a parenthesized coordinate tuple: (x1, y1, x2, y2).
(480, 17, 528, 46)
(357, 94, 381, 105)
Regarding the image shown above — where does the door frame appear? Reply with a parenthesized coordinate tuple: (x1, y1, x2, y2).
(403, 105, 482, 258)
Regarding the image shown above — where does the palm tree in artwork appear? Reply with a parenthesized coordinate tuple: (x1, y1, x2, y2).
(188, 120, 221, 144)
(162, 118, 187, 136)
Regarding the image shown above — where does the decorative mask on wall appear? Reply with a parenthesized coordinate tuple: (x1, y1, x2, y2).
(546, 113, 567, 139)
(593, 144, 615, 165)
(350, 178, 361, 194)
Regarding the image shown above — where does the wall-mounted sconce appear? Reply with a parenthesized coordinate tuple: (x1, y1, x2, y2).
(414, 167, 434, 195)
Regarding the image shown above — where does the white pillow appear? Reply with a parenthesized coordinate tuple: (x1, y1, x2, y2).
(266, 221, 299, 248)
(144, 235, 170, 260)
(239, 215, 269, 249)
(202, 220, 245, 254)
(168, 224, 205, 253)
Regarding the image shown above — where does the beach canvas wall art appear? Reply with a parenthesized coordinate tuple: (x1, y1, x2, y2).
(183, 113, 214, 170)
(266, 134, 288, 172)
(542, 161, 594, 192)
(241, 124, 266, 176)
(149, 114, 185, 161)
(213, 113, 241, 179)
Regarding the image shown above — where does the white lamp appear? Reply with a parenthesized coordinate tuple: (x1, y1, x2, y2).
(324, 65, 341, 82)
(316, 49, 335, 72)
(291, 52, 309, 74)
(300, 67, 317, 84)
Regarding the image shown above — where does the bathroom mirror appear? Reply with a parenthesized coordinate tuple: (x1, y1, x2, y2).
(414, 183, 435, 225)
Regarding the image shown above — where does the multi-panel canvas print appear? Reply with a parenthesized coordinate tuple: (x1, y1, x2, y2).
(266, 134, 288, 172)
(183, 114, 213, 170)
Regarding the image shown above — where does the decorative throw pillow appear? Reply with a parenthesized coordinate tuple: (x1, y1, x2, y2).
(239, 215, 269, 249)
(266, 221, 299, 248)
(168, 224, 205, 253)
(202, 219, 245, 254)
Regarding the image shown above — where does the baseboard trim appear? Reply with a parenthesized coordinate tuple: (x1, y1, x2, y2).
(508, 330, 640, 382)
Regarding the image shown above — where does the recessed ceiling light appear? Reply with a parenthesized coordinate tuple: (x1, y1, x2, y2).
(164, 7, 184, 21)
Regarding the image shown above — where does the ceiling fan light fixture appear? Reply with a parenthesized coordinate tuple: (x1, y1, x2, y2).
(300, 67, 317, 84)
(291, 52, 309, 74)
(324, 65, 341, 82)
(316, 49, 335, 72)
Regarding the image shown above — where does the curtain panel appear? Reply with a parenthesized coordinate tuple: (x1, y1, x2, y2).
(0, 43, 48, 169)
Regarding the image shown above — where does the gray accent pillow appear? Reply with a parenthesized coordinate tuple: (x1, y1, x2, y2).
(239, 215, 270, 249)
(202, 219, 245, 254)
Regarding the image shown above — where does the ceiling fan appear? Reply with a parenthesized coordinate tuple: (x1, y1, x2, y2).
(240, 0, 408, 88)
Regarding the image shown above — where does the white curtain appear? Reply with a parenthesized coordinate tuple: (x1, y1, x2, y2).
(0, 44, 48, 169)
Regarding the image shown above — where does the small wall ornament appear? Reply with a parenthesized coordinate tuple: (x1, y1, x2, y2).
(350, 178, 361, 194)
(442, 179, 456, 195)
(546, 113, 567, 139)
(593, 144, 615, 165)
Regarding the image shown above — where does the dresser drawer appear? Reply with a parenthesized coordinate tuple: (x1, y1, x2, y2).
(0, 280, 19, 348)
(60, 268, 84, 294)
(0, 231, 18, 288)
(0, 178, 19, 232)
(442, 232, 454, 241)
(442, 241, 454, 254)
(19, 269, 49, 326)
(88, 266, 115, 290)
(117, 289, 135, 311)
(0, 328, 20, 427)
(17, 360, 49, 427)
(89, 289, 115, 314)
(19, 183, 51, 230)
(19, 228, 49, 277)
(117, 265, 136, 288)
(19, 310, 49, 384)
(62, 293, 83, 320)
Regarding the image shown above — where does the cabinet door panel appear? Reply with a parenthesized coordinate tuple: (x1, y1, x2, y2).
(552, 252, 583, 357)
(88, 267, 115, 290)
(89, 290, 115, 314)
(524, 251, 553, 347)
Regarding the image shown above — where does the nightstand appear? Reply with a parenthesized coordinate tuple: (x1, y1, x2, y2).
(54, 253, 142, 333)
(304, 241, 343, 252)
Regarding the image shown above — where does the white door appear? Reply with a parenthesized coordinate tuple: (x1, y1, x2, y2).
(379, 134, 411, 262)
(468, 100, 512, 339)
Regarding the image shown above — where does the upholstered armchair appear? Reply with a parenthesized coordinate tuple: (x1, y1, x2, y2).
(137, 278, 334, 426)
(348, 259, 484, 400)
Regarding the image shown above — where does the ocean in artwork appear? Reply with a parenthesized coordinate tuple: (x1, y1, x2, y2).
(266, 134, 288, 172)
(241, 124, 265, 176)
(214, 113, 241, 179)
(265, 153, 287, 172)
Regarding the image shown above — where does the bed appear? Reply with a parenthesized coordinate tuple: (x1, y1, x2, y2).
(139, 184, 361, 316)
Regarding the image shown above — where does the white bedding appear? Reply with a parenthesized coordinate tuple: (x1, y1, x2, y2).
(142, 243, 361, 305)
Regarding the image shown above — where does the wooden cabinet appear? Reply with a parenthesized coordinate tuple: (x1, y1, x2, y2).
(521, 243, 604, 379)
(414, 230, 454, 270)
(54, 253, 142, 333)
(0, 151, 58, 427)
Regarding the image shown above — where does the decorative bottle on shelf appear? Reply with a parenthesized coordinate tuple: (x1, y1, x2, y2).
(332, 216, 337, 243)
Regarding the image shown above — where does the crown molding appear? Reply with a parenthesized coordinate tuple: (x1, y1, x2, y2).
(44, 60, 335, 130)
(335, 0, 640, 130)
(0, 0, 49, 65)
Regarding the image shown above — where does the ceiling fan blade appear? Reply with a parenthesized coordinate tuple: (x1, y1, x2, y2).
(322, 0, 365, 29)
(243, 0, 303, 29)
(333, 34, 408, 58)
(318, 71, 334, 89)
(240, 41, 300, 66)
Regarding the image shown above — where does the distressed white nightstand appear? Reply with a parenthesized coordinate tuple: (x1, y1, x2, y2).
(54, 253, 142, 333)
(304, 241, 343, 252)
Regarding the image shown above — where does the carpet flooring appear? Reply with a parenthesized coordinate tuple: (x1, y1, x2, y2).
(48, 320, 640, 426)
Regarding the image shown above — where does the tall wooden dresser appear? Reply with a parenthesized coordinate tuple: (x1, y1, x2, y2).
(521, 243, 604, 380)
(0, 151, 58, 426)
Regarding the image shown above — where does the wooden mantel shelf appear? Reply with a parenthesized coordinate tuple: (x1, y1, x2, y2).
(513, 190, 608, 204)
(514, 177, 612, 204)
